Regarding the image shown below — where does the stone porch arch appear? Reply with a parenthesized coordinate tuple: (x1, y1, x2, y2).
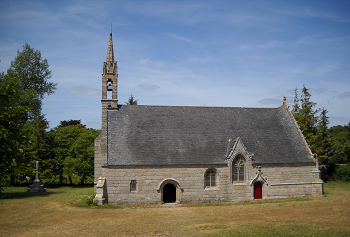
(250, 166, 268, 200)
(157, 178, 184, 204)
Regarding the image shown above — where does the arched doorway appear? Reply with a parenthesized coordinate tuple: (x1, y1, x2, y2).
(163, 183, 176, 203)
(254, 182, 262, 199)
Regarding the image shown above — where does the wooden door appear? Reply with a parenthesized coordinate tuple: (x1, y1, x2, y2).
(254, 182, 262, 199)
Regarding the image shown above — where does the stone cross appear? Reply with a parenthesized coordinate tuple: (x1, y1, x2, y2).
(314, 154, 319, 170)
(35, 161, 39, 182)
(28, 160, 46, 192)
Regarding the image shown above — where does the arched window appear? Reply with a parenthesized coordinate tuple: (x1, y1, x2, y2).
(232, 156, 245, 182)
(205, 169, 216, 187)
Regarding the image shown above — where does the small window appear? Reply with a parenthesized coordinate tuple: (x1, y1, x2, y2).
(130, 180, 137, 192)
(233, 156, 245, 182)
(205, 169, 216, 187)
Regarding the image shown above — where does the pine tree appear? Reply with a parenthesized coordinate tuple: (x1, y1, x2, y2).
(292, 86, 319, 153)
(292, 87, 300, 114)
(125, 94, 138, 105)
(316, 108, 333, 161)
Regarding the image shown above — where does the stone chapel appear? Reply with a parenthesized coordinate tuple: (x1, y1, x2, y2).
(94, 33, 323, 205)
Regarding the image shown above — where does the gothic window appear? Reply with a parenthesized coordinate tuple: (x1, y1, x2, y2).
(130, 180, 137, 192)
(205, 169, 216, 187)
(232, 156, 245, 182)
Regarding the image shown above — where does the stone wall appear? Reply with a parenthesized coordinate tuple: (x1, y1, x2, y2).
(98, 162, 323, 205)
(254, 163, 323, 199)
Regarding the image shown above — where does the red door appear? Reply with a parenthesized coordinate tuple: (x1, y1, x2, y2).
(254, 182, 262, 199)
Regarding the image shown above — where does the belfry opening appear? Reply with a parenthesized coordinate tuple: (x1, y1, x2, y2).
(163, 183, 176, 203)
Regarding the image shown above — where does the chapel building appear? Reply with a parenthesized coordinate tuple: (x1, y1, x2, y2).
(94, 33, 323, 205)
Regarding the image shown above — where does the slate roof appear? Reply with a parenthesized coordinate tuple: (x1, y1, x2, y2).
(107, 104, 313, 166)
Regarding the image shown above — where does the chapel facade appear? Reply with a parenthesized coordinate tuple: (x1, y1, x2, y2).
(94, 33, 323, 205)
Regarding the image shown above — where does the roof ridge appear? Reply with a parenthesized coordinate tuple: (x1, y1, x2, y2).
(121, 104, 284, 109)
(283, 99, 315, 160)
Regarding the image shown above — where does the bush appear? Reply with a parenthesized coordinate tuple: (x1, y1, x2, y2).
(334, 165, 350, 182)
(320, 161, 337, 182)
(86, 192, 97, 206)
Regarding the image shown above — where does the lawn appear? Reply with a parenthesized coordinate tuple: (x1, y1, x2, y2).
(0, 182, 349, 236)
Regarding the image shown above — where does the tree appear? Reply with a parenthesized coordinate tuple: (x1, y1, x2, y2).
(0, 44, 57, 187)
(0, 82, 31, 194)
(54, 119, 86, 130)
(2, 43, 56, 118)
(329, 123, 350, 164)
(315, 108, 334, 172)
(24, 115, 55, 182)
(292, 86, 319, 151)
(125, 94, 138, 105)
(51, 121, 86, 184)
(53, 124, 100, 185)
(292, 87, 300, 114)
(53, 125, 86, 185)
(68, 129, 100, 185)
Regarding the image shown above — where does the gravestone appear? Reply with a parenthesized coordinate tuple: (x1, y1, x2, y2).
(28, 161, 46, 192)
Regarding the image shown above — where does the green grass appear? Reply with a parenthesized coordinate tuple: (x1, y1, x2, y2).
(0, 182, 349, 236)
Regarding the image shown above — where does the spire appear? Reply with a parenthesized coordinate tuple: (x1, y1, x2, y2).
(102, 32, 118, 102)
(106, 33, 114, 63)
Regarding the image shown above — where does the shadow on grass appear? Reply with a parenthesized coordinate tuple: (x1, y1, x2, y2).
(0, 190, 64, 200)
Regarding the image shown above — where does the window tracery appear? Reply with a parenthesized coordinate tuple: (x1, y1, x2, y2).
(232, 156, 245, 182)
(205, 169, 216, 187)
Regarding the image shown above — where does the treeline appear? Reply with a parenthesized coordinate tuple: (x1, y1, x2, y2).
(0, 44, 99, 195)
(292, 86, 350, 181)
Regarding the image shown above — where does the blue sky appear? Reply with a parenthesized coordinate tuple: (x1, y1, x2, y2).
(1, 0, 349, 129)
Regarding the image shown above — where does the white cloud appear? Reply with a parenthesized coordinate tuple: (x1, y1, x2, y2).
(66, 86, 100, 96)
(152, 60, 168, 69)
(164, 33, 195, 43)
(338, 92, 350, 99)
(137, 58, 168, 69)
(137, 58, 151, 65)
(188, 56, 198, 61)
(138, 83, 161, 91)
(316, 88, 327, 93)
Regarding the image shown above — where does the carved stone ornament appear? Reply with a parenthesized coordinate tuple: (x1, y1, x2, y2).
(250, 166, 268, 186)
(225, 137, 253, 162)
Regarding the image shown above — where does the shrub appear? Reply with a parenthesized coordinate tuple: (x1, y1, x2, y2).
(86, 192, 97, 206)
(334, 164, 350, 182)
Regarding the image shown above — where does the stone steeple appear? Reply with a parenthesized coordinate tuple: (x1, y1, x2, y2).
(106, 33, 114, 63)
(96, 33, 118, 182)
(102, 33, 118, 102)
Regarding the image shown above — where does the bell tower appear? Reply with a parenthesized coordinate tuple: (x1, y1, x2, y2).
(98, 33, 118, 173)
(102, 32, 118, 106)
